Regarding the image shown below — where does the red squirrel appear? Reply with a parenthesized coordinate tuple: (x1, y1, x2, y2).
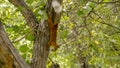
(47, 0, 62, 51)
(47, 16, 59, 51)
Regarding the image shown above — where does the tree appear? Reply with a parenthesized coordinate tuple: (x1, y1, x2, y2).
(0, 0, 62, 68)
(1, 0, 120, 68)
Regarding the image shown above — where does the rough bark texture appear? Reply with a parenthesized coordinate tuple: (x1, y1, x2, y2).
(8, 0, 38, 29)
(7, 0, 63, 68)
(0, 21, 30, 68)
(78, 45, 88, 68)
(31, 0, 63, 68)
(30, 20, 50, 68)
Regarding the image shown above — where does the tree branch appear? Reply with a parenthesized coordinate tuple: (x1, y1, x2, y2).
(92, 11, 120, 30)
(0, 21, 30, 68)
(83, 8, 94, 38)
(90, 0, 120, 4)
(8, 0, 38, 30)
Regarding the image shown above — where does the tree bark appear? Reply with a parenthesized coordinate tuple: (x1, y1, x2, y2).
(78, 45, 88, 68)
(30, 19, 50, 68)
(31, 0, 63, 68)
(6, 0, 63, 68)
(0, 21, 30, 68)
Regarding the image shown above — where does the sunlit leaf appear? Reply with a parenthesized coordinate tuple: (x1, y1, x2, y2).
(15, 6, 23, 12)
(77, 10, 84, 16)
(26, 0, 33, 4)
(12, 25, 20, 32)
(25, 33, 34, 41)
(19, 45, 29, 53)
(61, 30, 68, 38)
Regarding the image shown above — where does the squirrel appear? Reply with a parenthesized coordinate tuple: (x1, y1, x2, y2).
(46, 0, 62, 51)
(47, 16, 59, 51)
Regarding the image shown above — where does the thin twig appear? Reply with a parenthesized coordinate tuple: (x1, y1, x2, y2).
(12, 23, 39, 43)
(83, 8, 94, 39)
(90, 1, 120, 4)
(92, 11, 120, 30)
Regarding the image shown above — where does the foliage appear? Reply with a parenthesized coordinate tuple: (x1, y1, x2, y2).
(0, 0, 120, 68)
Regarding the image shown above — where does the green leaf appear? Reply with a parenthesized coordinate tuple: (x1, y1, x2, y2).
(21, 53, 26, 59)
(61, 30, 68, 38)
(103, 0, 109, 2)
(15, 6, 23, 12)
(59, 25, 64, 30)
(26, 60, 30, 64)
(88, 2, 96, 8)
(12, 25, 20, 32)
(42, 11, 48, 19)
(83, 6, 92, 15)
(25, 33, 34, 41)
(77, 10, 84, 16)
(19, 45, 29, 53)
(39, 0, 45, 7)
(26, 0, 33, 4)
(38, 10, 47, 19)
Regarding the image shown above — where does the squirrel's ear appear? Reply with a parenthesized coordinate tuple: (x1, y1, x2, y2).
(52, 0, 62, 14)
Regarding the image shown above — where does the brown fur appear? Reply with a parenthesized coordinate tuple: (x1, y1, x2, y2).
(47, 16, 59, 51)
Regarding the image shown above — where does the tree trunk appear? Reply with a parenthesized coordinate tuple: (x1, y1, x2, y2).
(31, 20, 50, 68)
(78, 45, 88, 68)
(31, 0, 63, 68)
(0, 21, 30, 68)
(2, 0, 63, 68)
